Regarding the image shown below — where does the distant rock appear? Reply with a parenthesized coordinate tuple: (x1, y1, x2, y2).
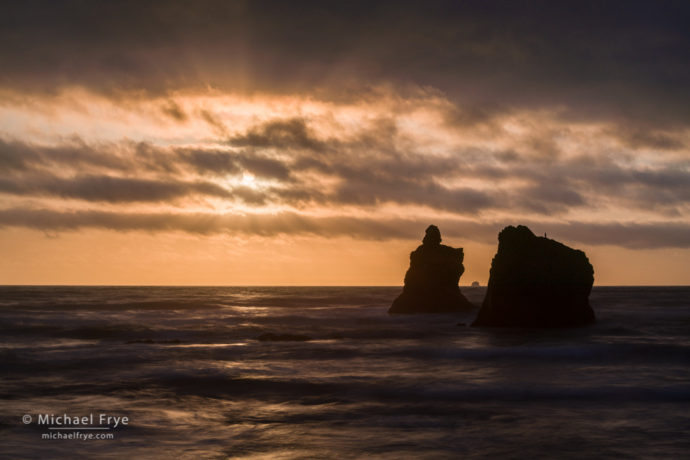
(472, 225, 595, 327)
(257, 332, 312, 342)
(389, 225, 474, 314)
(471, 281, 480, 287)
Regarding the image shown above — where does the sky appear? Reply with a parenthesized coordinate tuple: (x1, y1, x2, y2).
(1, 0, 689, 285)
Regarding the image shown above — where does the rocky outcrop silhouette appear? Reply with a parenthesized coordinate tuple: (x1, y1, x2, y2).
(472, 225, 595, 327)
(389, 225, 474, 314)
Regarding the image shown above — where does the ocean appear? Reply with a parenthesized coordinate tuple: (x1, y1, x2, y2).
(1, 286, 688, 459)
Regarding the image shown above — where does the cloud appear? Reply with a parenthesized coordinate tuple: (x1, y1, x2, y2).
(161, 99, 188, 122)
(2, 107, 689, 217)
(199, 110, 229, 136)
(0, 174, 235, 203)
(229, 118, 327, 151)
(1, 207, 689, 249)
(0, 207, 427, 239)
(543, 221, 690, 249)
(0, 138, 134, 173)
(609, 126, 686, 151)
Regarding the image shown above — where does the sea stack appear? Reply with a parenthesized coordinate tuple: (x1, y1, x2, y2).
(389, 225, 474, 314)
(472, 225, 595, 327)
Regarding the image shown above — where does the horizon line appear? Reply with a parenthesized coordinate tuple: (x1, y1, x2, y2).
(1, 284, 689, 288)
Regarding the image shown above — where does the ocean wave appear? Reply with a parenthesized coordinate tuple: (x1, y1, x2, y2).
(384, 342, 690, 364)
(35, 368, 685, 404)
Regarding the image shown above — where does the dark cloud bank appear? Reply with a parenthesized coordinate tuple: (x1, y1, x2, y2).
(2, 1, 689, 126)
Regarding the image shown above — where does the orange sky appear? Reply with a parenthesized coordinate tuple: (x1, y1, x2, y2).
(1, 3, 689, 285)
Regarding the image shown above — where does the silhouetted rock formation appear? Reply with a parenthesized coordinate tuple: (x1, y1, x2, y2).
(472, 225, 595, 327)
(389, 225, 474, 314)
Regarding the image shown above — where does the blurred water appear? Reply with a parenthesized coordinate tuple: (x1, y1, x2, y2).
(1, 286, 689, 459)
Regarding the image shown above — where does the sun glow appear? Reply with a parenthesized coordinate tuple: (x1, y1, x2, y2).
(240, 172, 257, 188)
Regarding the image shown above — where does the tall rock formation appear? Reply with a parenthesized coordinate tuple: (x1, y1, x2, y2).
(389, 225, 474, 314)
(472, 225, 595, 327)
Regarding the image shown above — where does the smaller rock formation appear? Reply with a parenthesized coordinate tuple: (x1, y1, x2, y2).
(471, 281, 480, 287)
(389, 225, 474, 314)
(472, 225, 595, 327)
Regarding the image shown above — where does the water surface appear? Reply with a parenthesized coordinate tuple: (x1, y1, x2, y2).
(1, 286, 688, 458)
